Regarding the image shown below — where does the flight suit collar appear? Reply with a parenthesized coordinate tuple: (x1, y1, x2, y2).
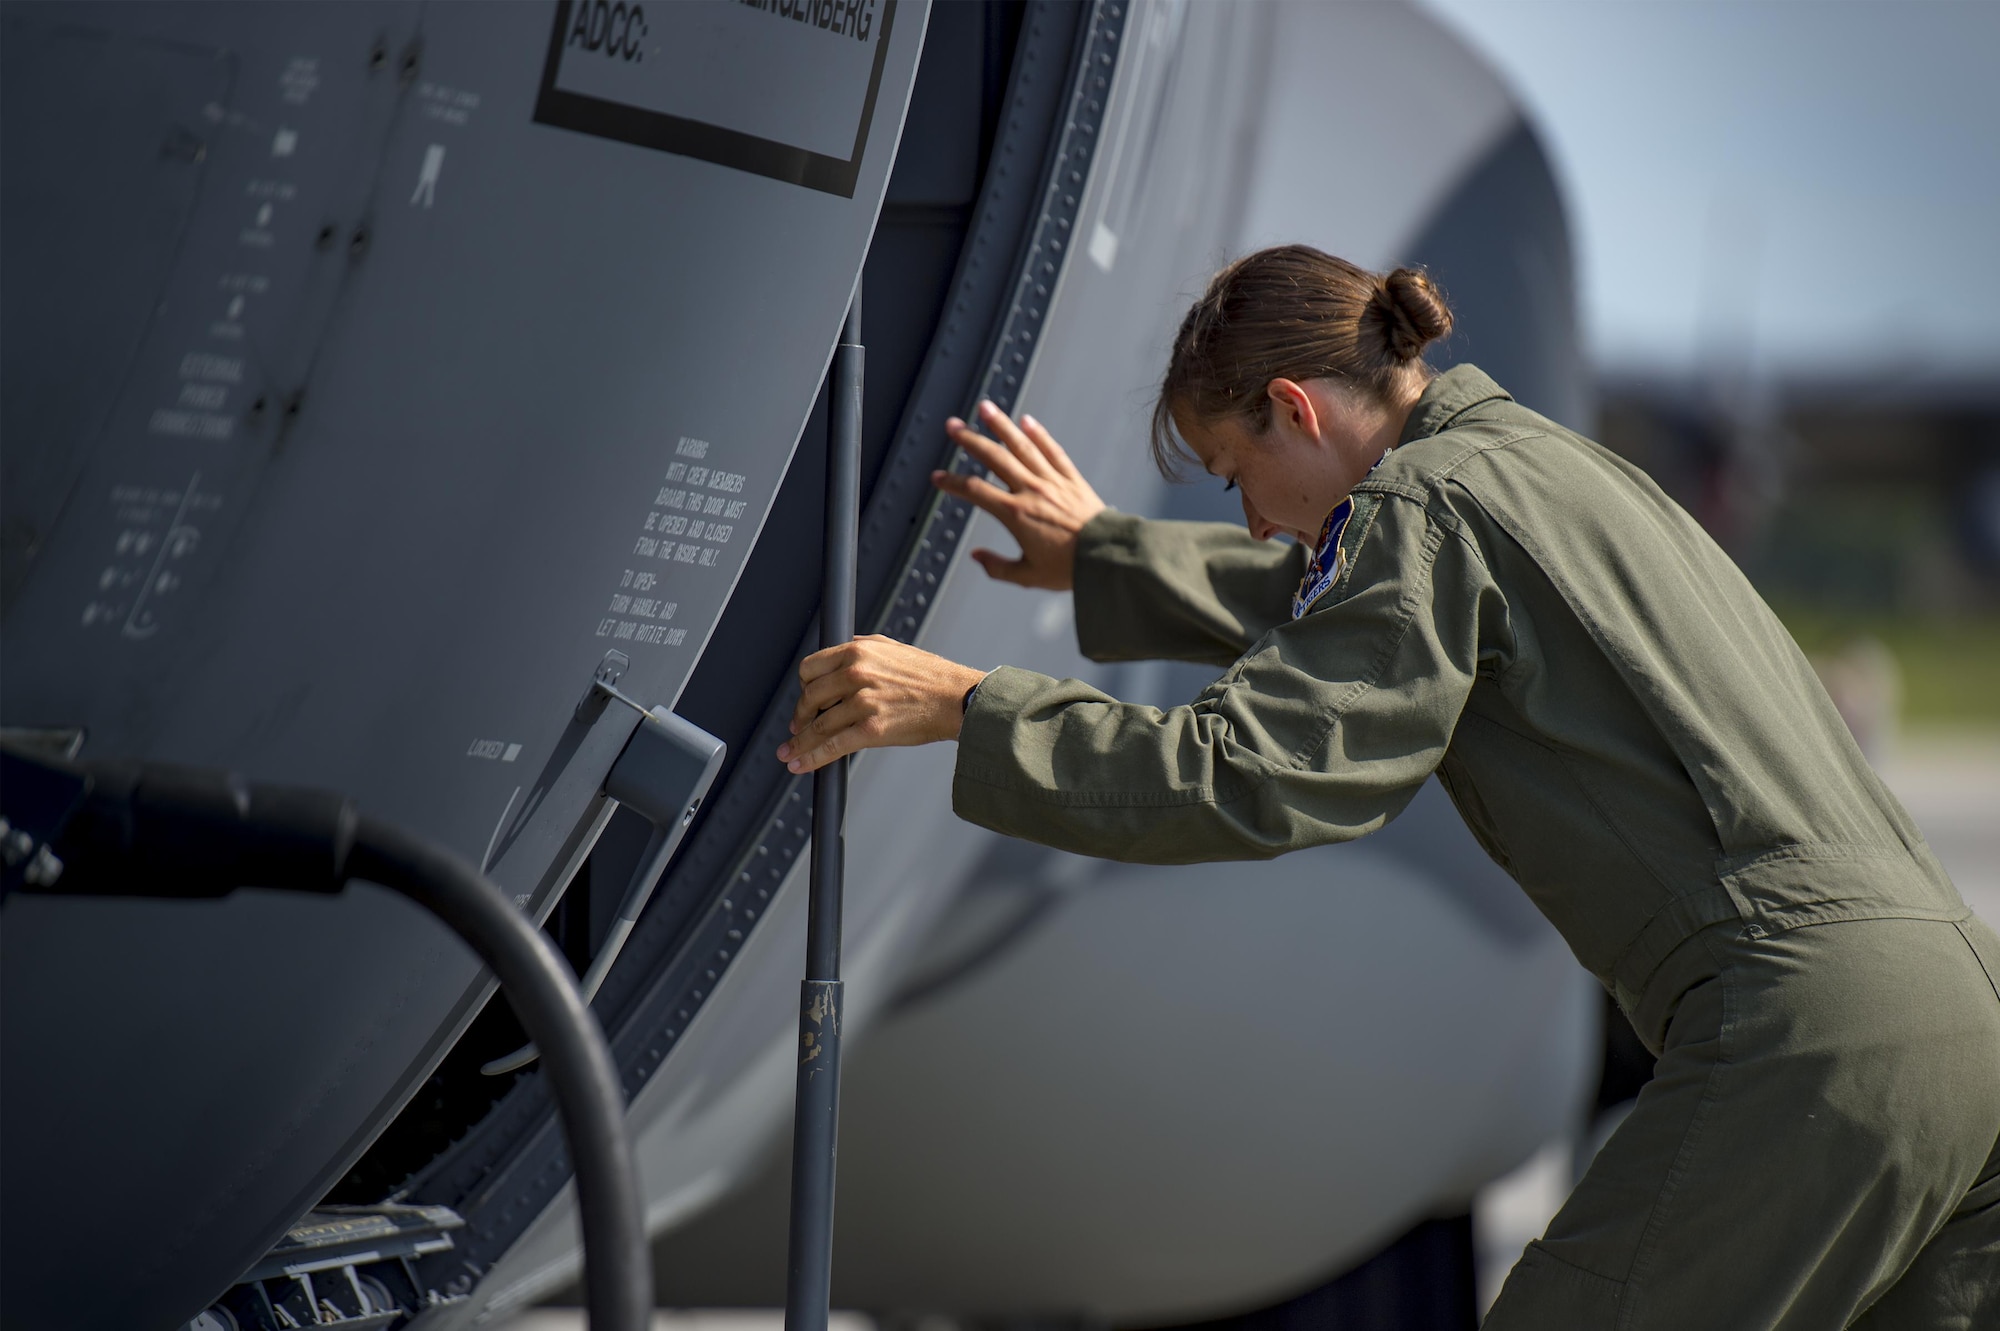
(1398, 364, 1513, 445)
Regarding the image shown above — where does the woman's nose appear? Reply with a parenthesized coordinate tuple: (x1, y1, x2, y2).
(1241, 492, 1278, 541)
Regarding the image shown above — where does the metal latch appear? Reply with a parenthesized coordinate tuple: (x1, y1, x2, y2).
(483, 666, 725, 1075)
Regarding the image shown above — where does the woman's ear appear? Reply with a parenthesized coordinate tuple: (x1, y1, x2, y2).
(1264, 377, 1322, 441)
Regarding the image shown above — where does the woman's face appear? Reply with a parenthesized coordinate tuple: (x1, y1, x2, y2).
(1177, 378, 1403, 544)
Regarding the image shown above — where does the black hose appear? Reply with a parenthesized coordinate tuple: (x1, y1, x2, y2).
(345, 816, 650, 1331)
(0, 741, 653, 1331)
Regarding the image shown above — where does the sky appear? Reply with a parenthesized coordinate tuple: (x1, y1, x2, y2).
(1415, 0, 2000, 381)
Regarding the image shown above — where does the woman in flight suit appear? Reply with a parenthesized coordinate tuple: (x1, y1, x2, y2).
(775, 245, 2000, 1328)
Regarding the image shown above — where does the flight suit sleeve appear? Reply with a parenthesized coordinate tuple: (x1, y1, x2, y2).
(1071, 511, 1307, 667)
(955, 495, 1493, 864)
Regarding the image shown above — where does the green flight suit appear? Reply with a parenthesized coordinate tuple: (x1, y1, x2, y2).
(952, 365, 2000, 1328)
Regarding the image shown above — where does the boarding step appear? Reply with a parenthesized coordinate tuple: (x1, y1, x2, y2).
(183, 1203, 467, 1331)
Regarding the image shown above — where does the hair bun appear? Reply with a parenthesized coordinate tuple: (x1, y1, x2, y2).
(1375, 267, 1453, 361)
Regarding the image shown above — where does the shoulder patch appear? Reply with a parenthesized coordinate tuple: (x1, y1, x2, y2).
(1292, 492, 1381, 618)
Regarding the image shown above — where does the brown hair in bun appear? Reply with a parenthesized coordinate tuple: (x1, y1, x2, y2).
(1369, 266, 1455, 364)
(1150, 245, 1453, 477)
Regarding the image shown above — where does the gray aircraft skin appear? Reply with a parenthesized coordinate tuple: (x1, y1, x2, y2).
(0, 3, 1591, 1329)
(3, 1, 919, 1325)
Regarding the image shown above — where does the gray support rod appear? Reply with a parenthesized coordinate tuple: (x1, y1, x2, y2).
(784, 292, 862, 1331)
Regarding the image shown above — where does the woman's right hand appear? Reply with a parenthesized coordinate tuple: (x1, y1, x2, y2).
(932, 400, 1106, 591)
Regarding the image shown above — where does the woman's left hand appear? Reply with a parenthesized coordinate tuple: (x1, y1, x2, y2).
(777, 635, 988, 774)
